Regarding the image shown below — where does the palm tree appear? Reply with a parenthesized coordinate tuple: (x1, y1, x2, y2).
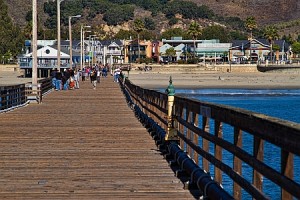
(133, 19, 145, 63)
(187, 21, 202, 58)
(244, 17, 257, 62)
(244, 16, 257, 40)
(264, 26, 279, 63)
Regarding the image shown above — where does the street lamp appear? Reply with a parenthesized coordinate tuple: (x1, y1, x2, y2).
(68, 14, 81, 69)
(56, 0, 64, 71)
(80, 25, 91, 70)
(88, 34, 96, 67)
(91, 36, 99, 66)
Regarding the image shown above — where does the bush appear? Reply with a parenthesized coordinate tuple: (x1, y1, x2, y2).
(187, 58, 198, 64)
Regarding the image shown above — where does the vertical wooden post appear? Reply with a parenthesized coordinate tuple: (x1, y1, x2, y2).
(233, 127, 242, 200)
(186, 107, 191, 154)
(214, 120, 222, 184)
(193, 112, 199, 164)
(253, 136, 264, 192)
(179, 105, 184, 149)
(202, 116, 209, 172)
(281, 150, 293, 200)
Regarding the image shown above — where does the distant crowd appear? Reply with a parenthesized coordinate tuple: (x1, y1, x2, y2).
(50, 63, 122, 91)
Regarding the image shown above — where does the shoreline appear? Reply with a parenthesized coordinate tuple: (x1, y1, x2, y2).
(127, 71, 300, 90)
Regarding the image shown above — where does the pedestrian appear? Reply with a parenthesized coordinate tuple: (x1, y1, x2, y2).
(74, 70, 80, 89)
(97, 68, 101, 83)
(50, 68, 57, 88)
(55, 70, 62, 91)
(90, 68, 97, 89)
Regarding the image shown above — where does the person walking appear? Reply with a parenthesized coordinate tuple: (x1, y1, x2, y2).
(74, 70, 80, 89)
(50, 68, 57, 88)
(96, 68, 101, 83)
(90, 68, 97, 90)
(55, 70, 62, 91)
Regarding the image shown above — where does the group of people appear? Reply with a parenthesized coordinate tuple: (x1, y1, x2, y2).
(50, 68, 80, 91)
(50, 63, 122, 91)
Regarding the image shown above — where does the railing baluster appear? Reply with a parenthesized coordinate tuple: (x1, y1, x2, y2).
(253, 136, 264, 192)
(186, 107, 191, 155)
(202, 116, 210, 172)
(214, 120, 223, 184)
(281, 150, 293, 200)
(193, 112, 199, 164)
(233, 127, 242, 199)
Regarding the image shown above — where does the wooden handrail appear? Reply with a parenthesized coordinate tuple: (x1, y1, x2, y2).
(121, 76, 300, 200)
(0, 78, 53, 112)
(0, 84, 27, 112)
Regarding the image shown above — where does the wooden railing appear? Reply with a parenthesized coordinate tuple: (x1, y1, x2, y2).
(121, 77, 300, 200)
(0, 84, 27, 112)
(0, 78, 53, 112)
(25, 77, 53, 103)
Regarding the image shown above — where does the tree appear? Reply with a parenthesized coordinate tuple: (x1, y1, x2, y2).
(291, 42, 300, 57)
(245, 16, 257, 62)
(201, 25, 230, 42)
(264, 26, 279, 62)
(0, 0, 24, 58)
(187, 21, 202, 58)
(164, 47, 176, 62)
(244, 16, 257, 40)
(133, 19, 145, 61)
(161, 28, 186, 40)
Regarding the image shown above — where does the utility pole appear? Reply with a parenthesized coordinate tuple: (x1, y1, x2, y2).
(32, 0, 37, 86)
(57, 0, 64, 71)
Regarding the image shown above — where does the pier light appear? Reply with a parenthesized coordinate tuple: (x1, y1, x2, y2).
(68, 15, 81, 69)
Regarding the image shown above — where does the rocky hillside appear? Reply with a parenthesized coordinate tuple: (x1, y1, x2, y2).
(191, 0, 300, 24)
(4, 0, 300, 36)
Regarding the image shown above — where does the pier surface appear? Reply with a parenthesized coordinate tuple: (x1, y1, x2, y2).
(0, 77, 196, 199)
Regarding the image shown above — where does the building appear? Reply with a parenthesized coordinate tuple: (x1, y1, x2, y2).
(159, 37, 231, 63)
(230, 39, 290, 63)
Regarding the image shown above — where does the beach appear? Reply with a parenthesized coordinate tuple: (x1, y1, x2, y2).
(126, 71, 300, 90)
(1, 68, 300, 89)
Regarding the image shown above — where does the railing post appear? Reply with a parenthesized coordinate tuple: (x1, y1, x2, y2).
(214, 120, 223, 184)
(253, 136, 264, 192)
(202, 116, 210, 172)
(165, 76, 178, 142)
(281, 150, 293, 200)
(233, 127, 242, 199)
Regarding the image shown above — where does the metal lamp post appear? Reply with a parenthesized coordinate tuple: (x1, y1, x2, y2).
(91, 36, 98, 66)
(88, 35, 96, 67)
(68, 14, 81, 69)
(56, 0, 64, 71)
(80, 25, 91, 70)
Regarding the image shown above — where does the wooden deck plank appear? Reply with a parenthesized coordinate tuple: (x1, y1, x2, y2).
(0, 77, 199, 199)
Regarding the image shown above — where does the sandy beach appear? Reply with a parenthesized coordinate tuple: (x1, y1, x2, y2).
(127, 71, 300, 90)
(1, 69, 300, 89)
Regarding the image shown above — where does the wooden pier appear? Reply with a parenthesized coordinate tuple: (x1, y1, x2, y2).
(0, 77, 197, 199)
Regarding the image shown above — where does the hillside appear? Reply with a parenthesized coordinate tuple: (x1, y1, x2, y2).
(190, 0, 300, 25)
(3, 0, 300, 38)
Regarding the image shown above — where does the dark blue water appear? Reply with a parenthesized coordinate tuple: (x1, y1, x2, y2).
(160, 88, 300, 199)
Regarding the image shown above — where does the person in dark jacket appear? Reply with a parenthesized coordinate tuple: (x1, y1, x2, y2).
(55, 71, 62, 91)
(90, 68, 97, 89)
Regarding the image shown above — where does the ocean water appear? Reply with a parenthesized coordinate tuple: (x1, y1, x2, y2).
(161, 88, 300, 199)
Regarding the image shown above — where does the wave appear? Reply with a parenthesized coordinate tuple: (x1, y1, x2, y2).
(174, 89, 300, 97)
